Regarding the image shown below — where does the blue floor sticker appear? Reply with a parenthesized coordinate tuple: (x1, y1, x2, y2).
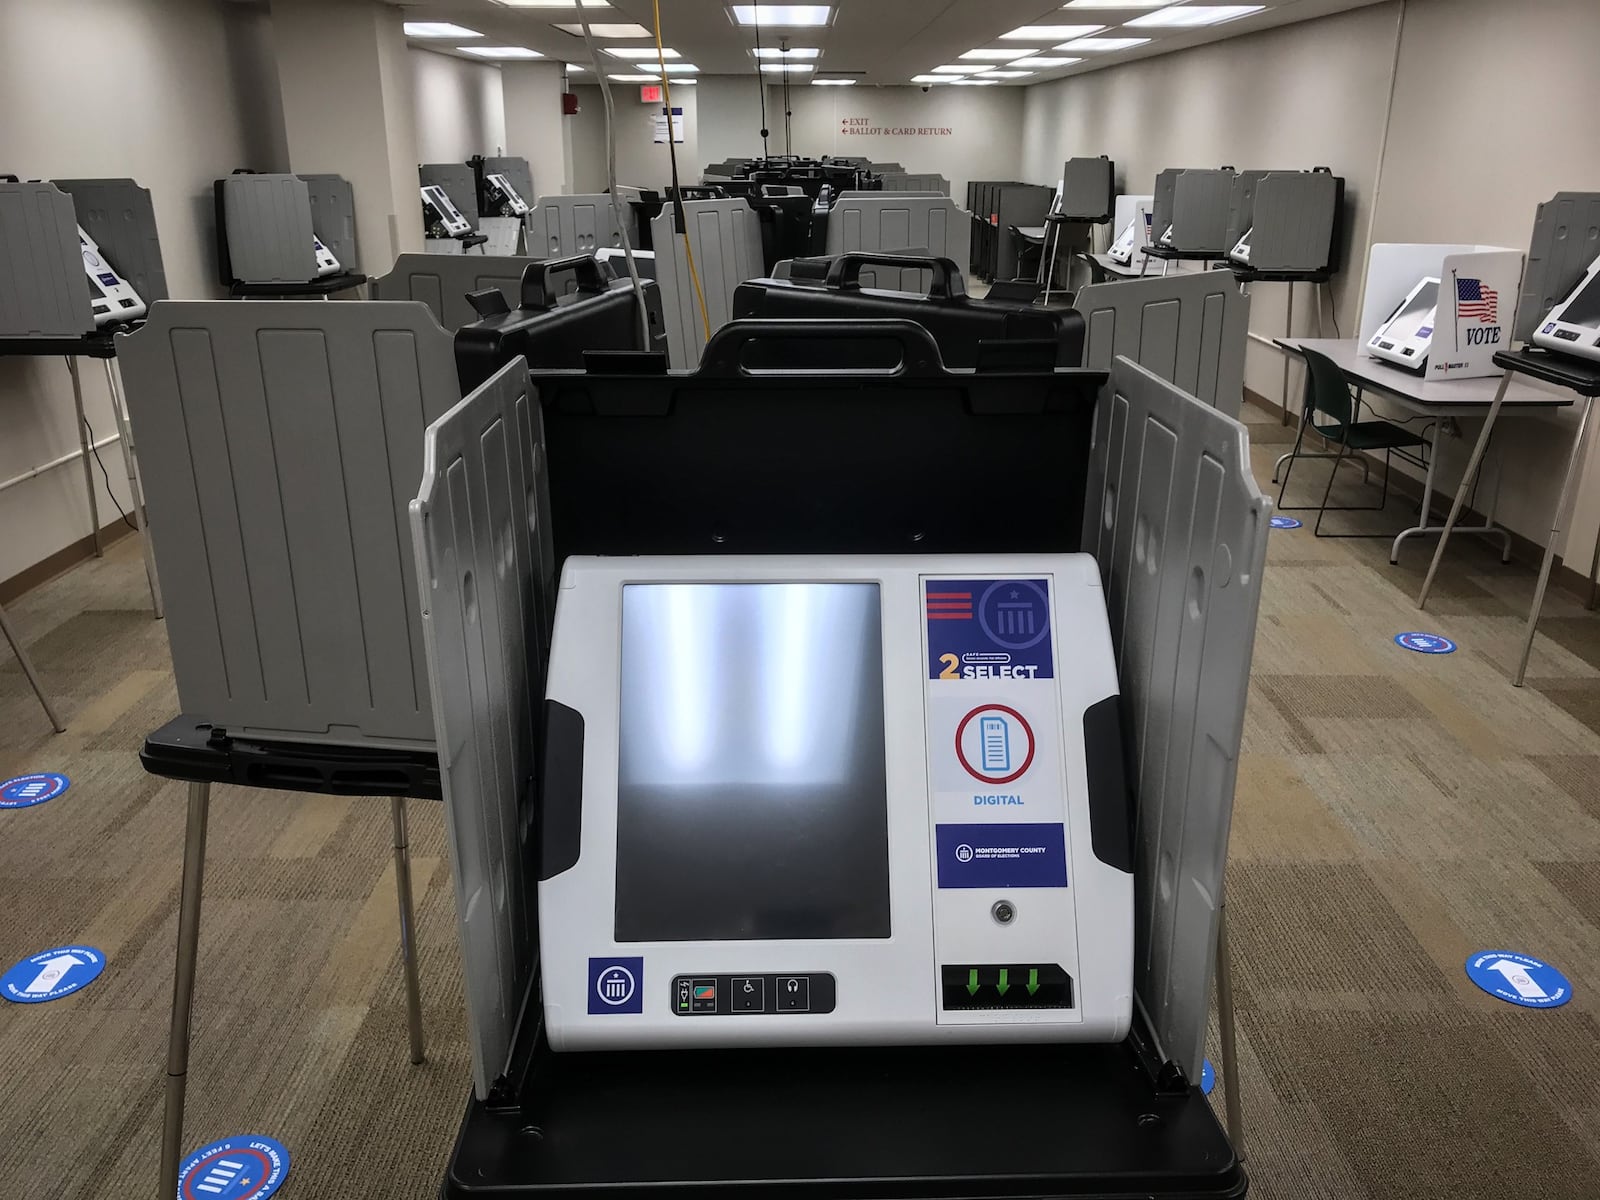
(1201, 1059, 1216, 1095)
(1, 945, 105, 1003)
(0, 772, 71, 809)
(1269, 516, 1303, 530)
(177, 1135, 290, 1200)
(1465, 951, 1572, 1009)
(1395, 632, 1457, 655)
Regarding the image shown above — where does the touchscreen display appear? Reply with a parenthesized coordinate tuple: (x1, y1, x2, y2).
(615, 583, 891, 943)
(1558, 271, 1600, 328)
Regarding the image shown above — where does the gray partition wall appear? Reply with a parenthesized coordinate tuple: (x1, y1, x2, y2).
(880, 173, 951, 196)
(370, 253, 538, 332)
(1516, 191, 1600, 343)
(527, 194, 625, 258)
(116, 300, 460, 748)
(652, 198, 764, 369)
(0, 182, 94, 338)
(1239, 171, 1343, 274)
(54, 178, 170, 305)
(825, 195, 971, 292)
(1076, 270, 1250, 417)
(221, 174, 318, 283)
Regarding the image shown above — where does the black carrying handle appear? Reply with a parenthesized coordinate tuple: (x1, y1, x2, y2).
(697, 318, 946, 379)
(825, 253, 965, 301)
(519, 254, 610, 312)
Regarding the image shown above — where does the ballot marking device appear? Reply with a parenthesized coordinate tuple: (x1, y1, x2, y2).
(78, 227, 145, 325)
(1367, 276, 1440, 370)
(1533, 252, 1600, 363)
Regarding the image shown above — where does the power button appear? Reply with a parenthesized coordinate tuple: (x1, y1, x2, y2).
(775, 975, 810, 1012)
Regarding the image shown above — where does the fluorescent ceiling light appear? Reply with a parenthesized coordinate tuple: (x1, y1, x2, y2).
(999, 24, 1103, 40)
(959, 49, 1024, 60)
(910, 75, 948, 84)
(977, 70, 1034, 79)
(932, 65, 981, 74)
(752, 47, 821, 57)
(811, 78, 856, 85)
(554, 21, 652, 36)
(1007, 56, 1081, 68)
(1128, 5, 1265, 27)
(606, 47, 680, 58)
(608, 73, 660, 81)
(1057, 36, 1151, 50)
(492, 0, 611, 6)
(1062, 0, 1172, 7)
(660, 63, 700, 72)
(950, 79, 998, 86)
(730, 5, 833, 26)
(460, 45, 545, 58)
(404, 22, 481, 38)
(759, 62, 815, 72)
(565, 63, 587, 71)
(672, 78, 697, 84)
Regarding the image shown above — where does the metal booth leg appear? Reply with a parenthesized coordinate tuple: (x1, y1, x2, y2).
(1280, 283, 1295, 427)
(1215, 903, 1245, 1161)
(392, 797, 427, 1065)
(161, 781, 212, 1200)
(66, 357, 103, 557)
(101, 360, 164, 618)
(0, 600, 65, 732)
(1041, 226, 1064, 304)
(1417, 370, 1513, 610)
(1515, 395, 1598, 687)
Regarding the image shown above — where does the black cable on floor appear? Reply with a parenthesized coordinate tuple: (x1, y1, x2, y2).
(79, 413, 138, 533)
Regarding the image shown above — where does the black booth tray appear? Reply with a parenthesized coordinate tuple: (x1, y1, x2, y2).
(443, 1040, 1245, 1198)
(228, 272, 367, 298)
(1494, 347, 1600, 397)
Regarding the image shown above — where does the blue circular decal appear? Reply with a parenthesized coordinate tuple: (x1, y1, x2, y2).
(0, 772, 71, 809)
(1, 945, 106, 1003)
(1200, 1059, 1216, 1095)
(178, 1135, 291, 1200)
(1395, 632, 1457, 655)
(1465, 951, 1572, 1009)
(976, 579, 1051, 651)
(1269, 516, 1302, 530)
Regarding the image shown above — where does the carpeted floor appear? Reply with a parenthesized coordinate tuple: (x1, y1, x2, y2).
(3, 398, 1599, 1198)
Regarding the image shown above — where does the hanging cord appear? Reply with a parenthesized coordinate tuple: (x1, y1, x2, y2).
(578, 11, 650, 350)
(753, 0, 769, 157)
(653, 0, 711, 342)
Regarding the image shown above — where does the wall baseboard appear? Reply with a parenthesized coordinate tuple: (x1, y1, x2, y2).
(0, 520, 138, 607)
(1243, 387, 1594, 604)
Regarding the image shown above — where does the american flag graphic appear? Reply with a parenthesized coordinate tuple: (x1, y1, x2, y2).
(925, 590, 973, 621)
(1456, 277, 1499, 323)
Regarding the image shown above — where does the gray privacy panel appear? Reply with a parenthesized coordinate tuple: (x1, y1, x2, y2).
(1247, 172, 1342, 273)
(881, 173, 951, 196)
(371, 253, 538, 332)
(54, 178, 170, 304)
(421, 163, 480, 222)
(116, 300, 459, 747)
(1076, 270, 1249, 418)
(1516, 191, 1600, 343)
(1150, 169, 1183, 245)
(411, 356, 553, 1099)
(222, 174, 317, 283)
(652, 198, 763, 369)
(825, 196, 971, 293)
(0, 182, 94, 338)
(527, 194, 624, 258)
(1061, 158, 1115, 222)
(483, 157, 534, 209)
(300, 174, 359, 272)
(869, 162, 904, 174)
(1084, 355, 1268, 1082)
(1221, 170, 1270, 254)
(1170, 170, 1236, 253)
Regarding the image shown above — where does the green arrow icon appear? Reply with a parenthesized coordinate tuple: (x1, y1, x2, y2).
(967, 968, 980, 996)
(997, 969, 1010, 996)
(1026, 968, 1040, 997)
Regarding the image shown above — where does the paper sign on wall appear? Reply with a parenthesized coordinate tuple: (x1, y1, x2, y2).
(653, 107, 685, 145)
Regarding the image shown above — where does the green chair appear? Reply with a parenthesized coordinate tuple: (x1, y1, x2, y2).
(1276, 346, 1434, 542)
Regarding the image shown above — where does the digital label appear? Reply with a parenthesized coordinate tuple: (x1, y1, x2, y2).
(926, 578, 1055, 681)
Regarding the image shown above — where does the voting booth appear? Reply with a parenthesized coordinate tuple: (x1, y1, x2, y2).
(1359, 242, 1523, 379)
(1151, 168, 1234, 255)
(410, 319, 1267, 1196)
(471, 155, 534, 256)
(1106, 193, 1155, 270)
(1225, 169, 1343, 275)
(214, 172, 364, 294)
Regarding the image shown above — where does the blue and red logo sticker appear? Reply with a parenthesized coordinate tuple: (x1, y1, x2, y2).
(0, 772, 71, 809)
(177, 1135, 290, 1199)
(926, 579, 1054, 681)
(1395, 632, 1457, 655)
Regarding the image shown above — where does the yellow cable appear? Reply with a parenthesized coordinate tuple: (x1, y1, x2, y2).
(653, 0, 711, 342)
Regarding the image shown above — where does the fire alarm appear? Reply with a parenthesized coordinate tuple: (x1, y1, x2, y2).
(562, 92, 580, 116)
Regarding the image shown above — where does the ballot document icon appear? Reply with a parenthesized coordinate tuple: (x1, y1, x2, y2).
(979, 716, 1011, 772)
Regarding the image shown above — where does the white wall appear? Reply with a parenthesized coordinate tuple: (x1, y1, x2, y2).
(411, 48, 508, 165)
(569, 82, 701, 195)
(1021, 0, 1600, 570)
(502, 63, 569, 199)
(0, 0, 286, 586)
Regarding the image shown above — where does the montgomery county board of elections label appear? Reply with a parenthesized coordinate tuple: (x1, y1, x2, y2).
(935, 822, 1067, 889)
(1465, 951, 1572, 1009)
(925, 578, 1055, 681)
(1269, 516, 1302, 530)
(0, 772, 71, 809)
(1201, 1059, 1215, 1095)
(177, 1135, 290, 1199)
(1, 945, 105, 1003)
(588, 957, 644, 1015)
(1394, 631, 1457, 655)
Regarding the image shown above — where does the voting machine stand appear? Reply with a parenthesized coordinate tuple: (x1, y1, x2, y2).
(1040, 157, 1116, 305)
(214, 172, 367, 297)
(0, 178, 165, 660)
(411, 319, 1270, 1197)
(1419, 192, 1600, 686)
(1144, 168, 1236, 276)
